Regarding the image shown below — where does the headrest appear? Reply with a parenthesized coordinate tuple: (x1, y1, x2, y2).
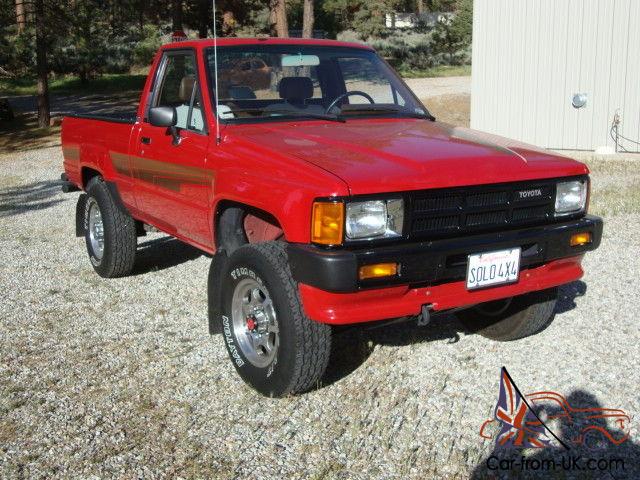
(179, 75, 196, 102)
(279, 77, 313, 102)
(228, 85, 257, 100)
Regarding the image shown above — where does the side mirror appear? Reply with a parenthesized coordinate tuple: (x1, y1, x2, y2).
(149, 106, 177, 128)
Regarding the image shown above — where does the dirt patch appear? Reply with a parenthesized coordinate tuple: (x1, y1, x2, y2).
(0, 114, 60, 154)
(421, 93, 470, 127)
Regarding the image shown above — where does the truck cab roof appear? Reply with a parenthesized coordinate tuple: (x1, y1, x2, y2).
(160, 37, 374, 52)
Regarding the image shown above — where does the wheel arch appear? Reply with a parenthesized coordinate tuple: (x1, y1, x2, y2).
(213, 199, 286, 253)
(80, 166, 103, 190)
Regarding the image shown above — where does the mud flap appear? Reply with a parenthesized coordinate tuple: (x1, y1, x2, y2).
(208, 251, 230, 335)
(75, 193, 88, 237)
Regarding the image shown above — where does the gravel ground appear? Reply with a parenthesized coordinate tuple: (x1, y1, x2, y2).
(1, 146, 639, 479)
(405, 76, 471, 98)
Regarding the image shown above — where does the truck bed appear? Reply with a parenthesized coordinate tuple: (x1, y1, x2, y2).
(65, 112, 136, 125)
(61, 115, 136, 196)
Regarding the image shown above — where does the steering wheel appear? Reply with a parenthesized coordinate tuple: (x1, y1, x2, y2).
(325, 91, 375, 114)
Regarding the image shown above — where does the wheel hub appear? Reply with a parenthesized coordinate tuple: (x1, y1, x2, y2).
(231, 279, 279, 368)
(88, 200, 105, 260)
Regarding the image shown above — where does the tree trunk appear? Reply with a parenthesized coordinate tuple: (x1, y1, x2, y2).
(302, 0, 314, 38)
(269, 3, 277, 36)
(416, 0, 425, 14)
(138, 0, 146, 34)
(172, 0, 183, 31)
(34, 0, 50, 128)
(269, 0, 288, 37)
(198, 0, 209, 38)
(15, 0, 26, 32)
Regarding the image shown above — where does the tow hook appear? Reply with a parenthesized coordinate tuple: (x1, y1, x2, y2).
(417, 304, 433, 327)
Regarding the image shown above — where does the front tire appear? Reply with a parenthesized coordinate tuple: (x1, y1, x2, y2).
(217, 242, 331, 397)
(456, 288, 558, 341)
(84, 178, 137, 278)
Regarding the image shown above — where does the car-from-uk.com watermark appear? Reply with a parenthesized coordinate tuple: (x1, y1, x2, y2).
(478, 367, 633, 475)
(486, 453, 626, 473)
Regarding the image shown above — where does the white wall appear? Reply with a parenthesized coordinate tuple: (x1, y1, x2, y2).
(471, 0, 640, 152)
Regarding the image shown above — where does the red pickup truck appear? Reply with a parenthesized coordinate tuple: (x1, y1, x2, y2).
(61, 38, 602, 397)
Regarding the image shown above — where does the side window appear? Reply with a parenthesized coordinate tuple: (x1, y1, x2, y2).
(155, 53, 205, 133)
(337, 57, 405, 105)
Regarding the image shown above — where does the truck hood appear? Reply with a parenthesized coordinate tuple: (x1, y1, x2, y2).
(234, 119, 588, 195)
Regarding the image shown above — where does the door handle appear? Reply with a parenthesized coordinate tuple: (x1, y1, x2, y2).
(141, 137, 152, 145)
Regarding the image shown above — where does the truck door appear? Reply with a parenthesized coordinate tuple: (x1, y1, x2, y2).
(133, 49, 213, 248)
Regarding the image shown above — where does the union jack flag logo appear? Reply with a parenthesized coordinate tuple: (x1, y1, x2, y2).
(493, 367, 552, 448)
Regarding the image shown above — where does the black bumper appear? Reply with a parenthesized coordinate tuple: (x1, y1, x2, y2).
(287, 215, 603, 293)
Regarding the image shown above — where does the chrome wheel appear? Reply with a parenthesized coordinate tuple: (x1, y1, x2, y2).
(231, 278, 279, 368)
(88, 199, 104, 260)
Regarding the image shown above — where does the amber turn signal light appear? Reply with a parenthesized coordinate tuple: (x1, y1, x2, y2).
(570, 232, 592, 247)
(312, 201, 344, 245)
(358, 263, 398, 280)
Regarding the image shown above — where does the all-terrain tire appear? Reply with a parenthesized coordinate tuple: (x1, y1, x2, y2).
(456, 287, 558, 341)
(216, 242, 331, 397)
(84, 177, 137, 278)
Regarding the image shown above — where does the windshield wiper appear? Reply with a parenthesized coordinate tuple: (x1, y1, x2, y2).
(221, 108, 345, 123)
(340, 105, 436, 121)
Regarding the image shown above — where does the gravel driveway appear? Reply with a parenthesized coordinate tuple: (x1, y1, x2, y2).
(1, 146, 639, 478)
(405, 76, 471, 98)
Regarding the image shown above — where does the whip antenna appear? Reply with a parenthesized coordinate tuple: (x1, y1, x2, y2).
(212, 0, 221, 144)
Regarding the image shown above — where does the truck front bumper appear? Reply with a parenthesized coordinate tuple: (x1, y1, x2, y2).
(287, 215, 603, 324)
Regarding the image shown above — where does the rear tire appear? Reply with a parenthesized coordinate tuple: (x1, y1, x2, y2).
(84, 178, 137, 278)
(456, 288, 558, 341)
(216, 242, 331, 397)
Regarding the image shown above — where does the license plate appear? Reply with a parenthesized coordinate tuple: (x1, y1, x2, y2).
(466, 248, 521, 290)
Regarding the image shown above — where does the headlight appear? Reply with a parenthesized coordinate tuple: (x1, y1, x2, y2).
(555, 180, 588, 215)
(346, 199, 404, 240)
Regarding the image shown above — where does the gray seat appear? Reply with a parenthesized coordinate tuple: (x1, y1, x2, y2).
(263, 77, 325, 115)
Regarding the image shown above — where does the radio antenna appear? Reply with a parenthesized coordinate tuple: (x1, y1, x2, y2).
(212, 0, 221, 144)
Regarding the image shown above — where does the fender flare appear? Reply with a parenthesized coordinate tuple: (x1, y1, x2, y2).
(207, 251, 230, 335)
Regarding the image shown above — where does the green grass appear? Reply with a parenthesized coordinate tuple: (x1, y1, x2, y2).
(0, 73, 147, 97)
(583, 158, 640, 216)
(399, 64, 471, 78)
(589, 181, 640, 216)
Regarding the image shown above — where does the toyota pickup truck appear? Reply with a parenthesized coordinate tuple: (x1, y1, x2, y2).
(61, 38, 603, 397)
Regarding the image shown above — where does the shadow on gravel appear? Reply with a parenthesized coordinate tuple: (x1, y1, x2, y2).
(320, 282, 588, 389)
(321, 314, 463, 387)
(0, 180, 63, 218)
(132, 236, 205, 275)
(555, 281, 587, 315)
(471, 390, 640, 479)
(8, 92, 139, 117)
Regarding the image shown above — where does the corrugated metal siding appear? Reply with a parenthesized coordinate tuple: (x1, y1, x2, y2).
(471, 0, 640, 152)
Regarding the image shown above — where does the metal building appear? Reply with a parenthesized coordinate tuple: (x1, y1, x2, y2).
(470, 0, 640, 153)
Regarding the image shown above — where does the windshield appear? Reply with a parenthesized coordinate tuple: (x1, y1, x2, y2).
(204, 45, 429, 122)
